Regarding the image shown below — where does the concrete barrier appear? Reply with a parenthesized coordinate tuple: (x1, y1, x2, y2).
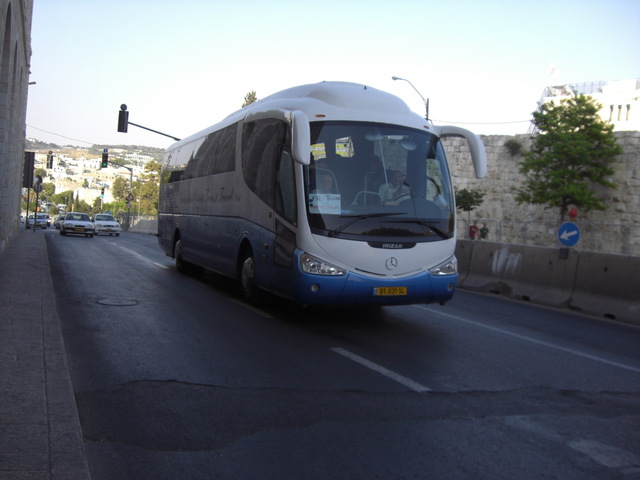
(456, 240, 639, 326)
(129, 219, 158, 235)
(458, 241, 524, 297)
(570, 252, 640, 325)
(455, 240, 473, 283)
(510, 244, 577, 308)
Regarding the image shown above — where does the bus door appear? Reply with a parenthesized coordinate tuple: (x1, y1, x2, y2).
(241, 117, 298, 295)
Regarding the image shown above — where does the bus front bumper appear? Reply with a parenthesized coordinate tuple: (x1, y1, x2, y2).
(291, 266, 457, 306)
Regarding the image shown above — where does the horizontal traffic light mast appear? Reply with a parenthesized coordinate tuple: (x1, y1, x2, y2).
(117, 104, 181, 142)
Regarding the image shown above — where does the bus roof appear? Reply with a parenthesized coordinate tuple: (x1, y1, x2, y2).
(169, 81, 433, 149)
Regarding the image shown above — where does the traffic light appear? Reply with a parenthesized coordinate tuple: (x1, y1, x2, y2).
(47, 151, 53, 169)
(101, 149, 108, 168)
(101, 187, 105, 198)
(117, 104, 129, 133)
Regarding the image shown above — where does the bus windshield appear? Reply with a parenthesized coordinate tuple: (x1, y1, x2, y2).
(305, 121, 454, 242)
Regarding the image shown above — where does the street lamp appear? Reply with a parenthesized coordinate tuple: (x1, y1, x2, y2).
(392, 76, 429, 121)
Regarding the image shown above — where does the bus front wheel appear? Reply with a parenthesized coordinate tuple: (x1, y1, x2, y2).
(240, 251, 264, 305)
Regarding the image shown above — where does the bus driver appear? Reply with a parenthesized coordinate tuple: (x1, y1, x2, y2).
(379, 170, 410, 204)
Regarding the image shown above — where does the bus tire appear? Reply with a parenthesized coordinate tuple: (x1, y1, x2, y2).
(174, 238, 189, 274)
(239, 249, 264, 305)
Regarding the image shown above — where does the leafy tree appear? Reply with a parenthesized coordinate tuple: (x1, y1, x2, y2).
(455, 188, 485, 221)
(242, 91, 258, 107)
(112, 176, 129, 200)
(133, 160, 161, 215)
(92, 197, 103, 213)
(43, 183, 55, 197)
(73, 198, 91, 213)
(51, 190, 74, 210)
(515, 95, 622, 222)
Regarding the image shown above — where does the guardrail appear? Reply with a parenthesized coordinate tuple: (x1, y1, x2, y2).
(456, 240, 639, 326)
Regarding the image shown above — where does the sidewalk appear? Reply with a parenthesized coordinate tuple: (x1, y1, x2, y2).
(0, 228, 90, 479)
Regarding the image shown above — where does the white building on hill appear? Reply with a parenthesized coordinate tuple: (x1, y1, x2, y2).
(535, 78, 640, 132)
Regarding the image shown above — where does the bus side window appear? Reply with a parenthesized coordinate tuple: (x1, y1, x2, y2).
(242, 118, 289, 209)
(193, 124, 237, 177)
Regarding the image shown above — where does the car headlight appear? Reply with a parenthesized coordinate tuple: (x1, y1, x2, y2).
(428, 256, 458, 276)
(300, 253, 346, 276)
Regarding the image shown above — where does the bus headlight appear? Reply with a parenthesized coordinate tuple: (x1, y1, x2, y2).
(429, 256, 457, 276)
(300, 253, 346, 276)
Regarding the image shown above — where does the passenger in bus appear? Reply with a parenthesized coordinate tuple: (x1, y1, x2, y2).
(313, 172, 336, 194)
(379, 170, 410, 204)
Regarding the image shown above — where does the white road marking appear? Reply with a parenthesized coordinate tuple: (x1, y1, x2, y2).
(114, 245, 169, 269)
(414, 305, 640, 374)
(331, 347, 431, 393)
(568, 439, 640, 473)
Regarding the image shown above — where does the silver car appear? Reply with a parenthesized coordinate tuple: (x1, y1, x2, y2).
(27, 213, 48, 229)
(60, 212, 95, 238)
(93, 214, 122, 236)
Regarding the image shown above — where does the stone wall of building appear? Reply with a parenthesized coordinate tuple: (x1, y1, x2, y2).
(0, 0, 33, 253)
(444, 131, 640, 256)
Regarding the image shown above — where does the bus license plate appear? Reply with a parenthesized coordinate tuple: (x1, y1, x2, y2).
(374, 287, 407, 296)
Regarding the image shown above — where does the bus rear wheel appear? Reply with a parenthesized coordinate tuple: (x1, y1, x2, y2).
(174, 238, 189, 273)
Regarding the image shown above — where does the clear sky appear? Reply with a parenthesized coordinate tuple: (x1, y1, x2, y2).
(25, 0, 640, 149)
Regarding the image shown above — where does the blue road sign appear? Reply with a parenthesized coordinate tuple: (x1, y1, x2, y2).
(558, 222, 580, 247)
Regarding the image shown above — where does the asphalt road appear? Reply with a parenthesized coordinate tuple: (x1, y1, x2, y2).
(44, 229, 640, 479)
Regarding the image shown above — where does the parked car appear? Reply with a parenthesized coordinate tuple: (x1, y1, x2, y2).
(27, 213, 48, 229)
(53, 214, 65, 229)
(60, 212, 94, 238)
(92, 213, 121, 236)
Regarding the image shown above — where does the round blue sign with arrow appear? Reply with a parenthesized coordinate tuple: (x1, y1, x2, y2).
(558, 222, 581, 247)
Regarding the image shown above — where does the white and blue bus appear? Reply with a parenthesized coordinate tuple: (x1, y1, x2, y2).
(158, 81, 486, 306)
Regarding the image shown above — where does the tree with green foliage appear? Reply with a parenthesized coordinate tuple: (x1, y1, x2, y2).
(51, 190, 74, 211)
(242, 91, 258, 107)
(112, 176, 129, 201)
(515, 95, 622, 222)
(133, 160, 161, 215)
(455, 188, 485, 221)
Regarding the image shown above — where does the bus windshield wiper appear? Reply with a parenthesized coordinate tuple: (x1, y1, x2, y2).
(328, 212, 405, 237)
(384, 218, 451, 239)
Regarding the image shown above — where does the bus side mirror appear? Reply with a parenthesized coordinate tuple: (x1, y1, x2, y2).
(440, 126, 487, 179)
(291, 110, 310, 165)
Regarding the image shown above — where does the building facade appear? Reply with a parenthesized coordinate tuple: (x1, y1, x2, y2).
(534, 79, 640, 132)
(0, 0, 33, 253)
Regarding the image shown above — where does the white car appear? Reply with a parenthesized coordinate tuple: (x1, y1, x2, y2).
(60, 212, 95, 238)
(27, 213, 48, 229)
(93, 214, 122, 236)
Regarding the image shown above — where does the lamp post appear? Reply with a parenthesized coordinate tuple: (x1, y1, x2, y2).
(392, 76, 429, 121)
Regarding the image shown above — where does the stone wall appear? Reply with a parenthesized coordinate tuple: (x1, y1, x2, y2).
(444, 131, 640, 256)
(0, 1, 33, 253)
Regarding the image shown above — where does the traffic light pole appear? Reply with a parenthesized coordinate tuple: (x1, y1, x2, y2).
(127, 120, 181, 142)
(117, 104, 181, 142)
(102, 159, 134, 231)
